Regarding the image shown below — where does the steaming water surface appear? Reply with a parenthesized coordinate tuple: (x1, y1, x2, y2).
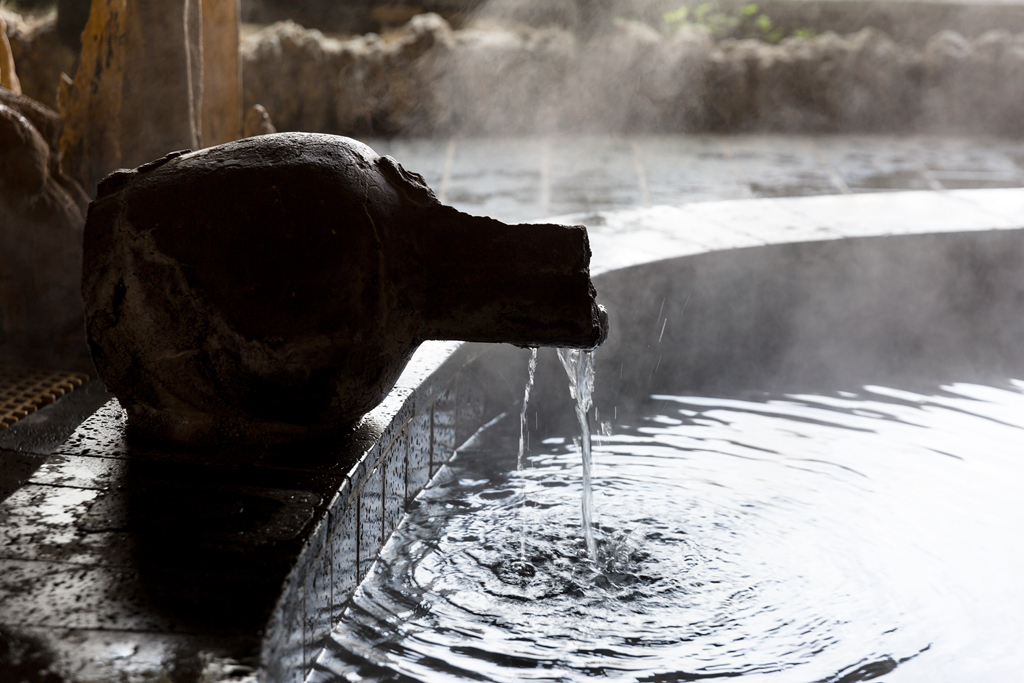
(312, 381, 1024, 682)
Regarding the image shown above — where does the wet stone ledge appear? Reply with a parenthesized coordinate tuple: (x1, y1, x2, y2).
(0, 340, 491, 683)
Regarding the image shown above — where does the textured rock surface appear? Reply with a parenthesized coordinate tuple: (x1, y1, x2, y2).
(242, 13, 452, 136)
(8, 6, 1024, 138)
(243, 103, 276, 136)
(83, 132, 606, 444)
(58, 0, 129, 197)
(0, 17, 22, 94)
(239, 13, 1024, 136)
(0, 9, 76, 109)
(0, 89, 91, 371)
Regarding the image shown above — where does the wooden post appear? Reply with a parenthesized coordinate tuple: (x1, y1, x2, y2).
(201, 0, 242, 146)
(118, 0, 202, 168)
(58, 0, 129, 194)
(61, 0, 224, 193)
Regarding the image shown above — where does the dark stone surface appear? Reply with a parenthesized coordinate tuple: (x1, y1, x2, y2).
(0, 380, 113, 456)
(0, 450, 44, 504)
(0, 381, 113, 503)
(83, 132, 606, 445)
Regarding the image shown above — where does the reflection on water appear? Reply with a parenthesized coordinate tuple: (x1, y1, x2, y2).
(310, 381, 1024, 682)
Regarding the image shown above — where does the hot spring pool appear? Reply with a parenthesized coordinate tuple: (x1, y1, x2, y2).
(310, 379, 1024, 682)
(296, 225, 1024, 682)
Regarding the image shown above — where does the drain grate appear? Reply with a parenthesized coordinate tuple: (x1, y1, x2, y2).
(0, 368, 90, 429)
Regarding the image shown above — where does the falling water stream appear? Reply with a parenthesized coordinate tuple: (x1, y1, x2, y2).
(556, 348, 598, 561)
(312, 377, 1024, 682)
(518, 347, 539, 562)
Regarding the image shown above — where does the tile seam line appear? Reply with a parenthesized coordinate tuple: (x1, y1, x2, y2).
(6, 481, 105, 492)
(36, 454, 372, 478)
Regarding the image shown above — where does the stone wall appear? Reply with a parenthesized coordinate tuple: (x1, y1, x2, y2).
(238, 0, 1024, 45)
(241, 0, 478, 34)
(6, 7, 1024, 139)
(241, 14, 1024, 137)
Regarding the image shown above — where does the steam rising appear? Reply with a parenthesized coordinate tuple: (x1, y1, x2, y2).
(239, 1, 1024, 137)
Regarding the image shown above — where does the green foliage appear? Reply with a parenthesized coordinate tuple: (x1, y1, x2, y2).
(663, 3, 814, 44)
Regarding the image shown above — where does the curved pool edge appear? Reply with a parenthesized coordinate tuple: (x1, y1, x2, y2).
(562, 188, 1024, 276)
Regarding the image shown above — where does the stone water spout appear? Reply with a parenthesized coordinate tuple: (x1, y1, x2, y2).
(83, 132, 608, 444)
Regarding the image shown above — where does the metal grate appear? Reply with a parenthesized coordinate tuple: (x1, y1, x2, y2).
(0, 368, 90, 429)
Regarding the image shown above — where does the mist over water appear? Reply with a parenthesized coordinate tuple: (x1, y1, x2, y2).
(312, 379, 1024, 682)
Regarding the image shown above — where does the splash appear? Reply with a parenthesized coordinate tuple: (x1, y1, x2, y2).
(556, 347, 598, 561)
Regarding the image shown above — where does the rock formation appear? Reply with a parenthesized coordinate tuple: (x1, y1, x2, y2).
(0, 17, 22, 94)
(0, 88, 91, 371)
(0, 9, 77, 110)
(242, 13, 453, 137)
(239, 13, 1024, 137)
(243, 103, 276, 137)
(83, 133, 607, 444)
(8, 6, 1024, 140)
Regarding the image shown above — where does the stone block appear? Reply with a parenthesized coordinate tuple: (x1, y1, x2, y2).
(0, 559, 171, 631)
(0, 483, 133, 566)
(81, 133, 606, 445)
(0, 450, 45, 502)
(27, 453, 126, 490)
(0, 627, 258, 683)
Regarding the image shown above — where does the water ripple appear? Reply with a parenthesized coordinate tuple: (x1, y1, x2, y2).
(313, 382, 1024, 683)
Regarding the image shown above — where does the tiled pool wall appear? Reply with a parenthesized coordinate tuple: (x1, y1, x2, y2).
(262, 343, 494, 682)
